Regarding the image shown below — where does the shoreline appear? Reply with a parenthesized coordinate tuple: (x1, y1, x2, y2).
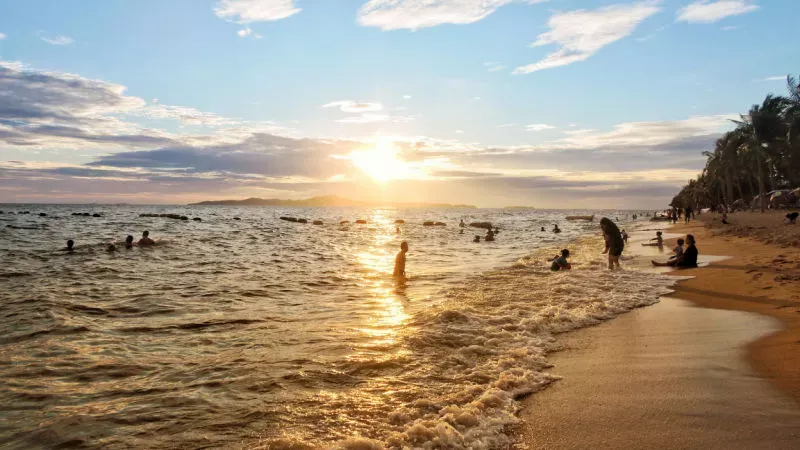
(515, 212, 800, 447)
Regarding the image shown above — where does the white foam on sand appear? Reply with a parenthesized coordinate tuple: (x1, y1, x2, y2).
(336, 236, 679, 449)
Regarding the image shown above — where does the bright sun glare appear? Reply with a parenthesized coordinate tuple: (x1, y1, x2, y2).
(350, 139, 410, 183)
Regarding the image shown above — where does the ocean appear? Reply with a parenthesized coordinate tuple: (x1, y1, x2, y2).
(0, 205, 677, 449)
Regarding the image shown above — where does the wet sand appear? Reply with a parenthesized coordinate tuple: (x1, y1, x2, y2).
(516, 213, 800, 448)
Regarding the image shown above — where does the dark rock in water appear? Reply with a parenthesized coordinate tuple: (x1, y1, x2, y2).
(233, 217, 241, 221)
(313, 220, 323, 225)
(181, 216, 189, 221)
(423, 221, 435, 226)
(192, 217, 202, 221)
(39, 213, 47, 217)
(434, 222, 446, 226)
(297, 218, 308, 224)
(355, 219, 367, 224)
(394, 219, 405, 224)
(92, 213, 102, 217)
(82, 213, 91, 216)
(470, 222, 493, 230)
(280, 216, 298, 222)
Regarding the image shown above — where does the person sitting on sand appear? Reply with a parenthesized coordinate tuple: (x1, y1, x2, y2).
(138, 230, 155, 246)
(786, 212, 798, 225)
(393, 241, 408, 278)
(643, 231, 663, 247)
(620, 229, 628, 243)
(550, 249, 572, 271)
(600, 218, 624, 270)
(653, 235, 697, 268)
(669, 238, 684, 261)
(553, 224, 561, 234)
(63, 239, 74, 252)
(125, 235, 135, 249)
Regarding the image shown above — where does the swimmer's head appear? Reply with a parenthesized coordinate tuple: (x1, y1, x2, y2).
(142, 230, 150, 238)
(677, 238, 684, 245)
(561, 249, 570, 257)
(125, 235, 134, 244)
(66, 239, 74, 249)
(107, 243, 116, 252)
(400, 241, 408, 252)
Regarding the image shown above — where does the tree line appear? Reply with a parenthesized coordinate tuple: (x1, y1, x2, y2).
(671, 75, 800, 212)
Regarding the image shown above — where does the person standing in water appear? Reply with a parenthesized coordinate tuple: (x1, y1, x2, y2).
(600, 217, 624, 270)
(63, 240, 74, 252)
(138, 230, 155, 246)
(393, 241, 409, 278)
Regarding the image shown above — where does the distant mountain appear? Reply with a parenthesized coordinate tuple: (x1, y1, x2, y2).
(189, 195, 476, 209)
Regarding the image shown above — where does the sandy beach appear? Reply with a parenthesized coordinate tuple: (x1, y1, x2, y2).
(516, 211, 800, 449)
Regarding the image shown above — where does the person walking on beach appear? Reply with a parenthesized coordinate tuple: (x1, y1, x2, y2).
(600, 218, 624, 270)
(393, 241, 408, 279)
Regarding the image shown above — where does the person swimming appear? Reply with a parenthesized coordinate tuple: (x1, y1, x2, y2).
(540, 226, 545, 232)
(550, 249, 571, 271)
(393, 241, 408, 278)
(474, 235, 481, 243)
(63, 239, 74, 252)
(485, 228, 495, 241)
(552, 224, 561, 233)
(138, 230, 155, 246)
(125, 235, 135, 249)
(459, 219, 466, 228)
(107, 243, 117, 252)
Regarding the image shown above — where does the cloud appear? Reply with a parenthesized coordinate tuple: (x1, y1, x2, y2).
(0, 32, 6, 40)
(676, 0, 758, 24)
(403, 95, 412, 100)
(497, 123, 516, 128)
(513, 1, 661, 75)
(323, 100, 384, 113)
(237, 27, 263, 38)
(753, 76, 786, 82)
(526, 123, 555, 131)
(484, 61, 507, 72)
(357, 0, 548, 31)
(214, 0, 301, 23)
(40, 35, 75, 46)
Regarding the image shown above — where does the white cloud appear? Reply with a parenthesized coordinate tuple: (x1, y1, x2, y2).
(41, 35, 74, 46)
(214, 0, 301, 22)
(513, 1, 661, 75)
(721, 25, 740, 30)
(455, 130, 464, 134)
(526, 123, 556, 131)
(238, 27, 252, 37)
(472, 96, 481, 100)
(497, 123, 516, 128)
(323, 100, 384, 113)
(484, 61, 507, 72)
(676, 1, 758, 24)
(357, 0, 548, 31)
(403, 95, 412, 100)
(0, 32, 6, 40)
(753, 76, 786, 83)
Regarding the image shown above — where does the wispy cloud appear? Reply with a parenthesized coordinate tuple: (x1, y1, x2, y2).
(323, 100, 383, 113)
(513, 1, 661, 75)
(753, 76, 787, 82)
(0, 32, 6, 40)
(484, 61, 507, 72)
(237, 27, 263, 38)
(357, 0, 549, 31)
(526, 123, 556, 131)
(40, 35, 74, 46)
(497, 123, 516, 128)
(214, 0, 301, 22)
(403, 94, 412, 100)
(676, 1, 758, 24)
(721, 25, 740, 30)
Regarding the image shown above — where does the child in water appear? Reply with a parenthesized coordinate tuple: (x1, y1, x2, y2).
(669, 238, 684, 261)
(620, 229, 628, 243)
(643, 231, 663, 247)
(550, 249, 571, 271)
(393, 241, 408, 278)
(63, 239, 74, 252)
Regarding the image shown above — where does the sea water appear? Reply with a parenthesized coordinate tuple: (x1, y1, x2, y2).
(0, 205, 676, 448)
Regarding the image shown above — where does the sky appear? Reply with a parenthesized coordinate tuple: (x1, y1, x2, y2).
(0, 0, 797, 208)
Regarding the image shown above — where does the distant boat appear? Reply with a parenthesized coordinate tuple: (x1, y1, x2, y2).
(565, 215, 594, 221)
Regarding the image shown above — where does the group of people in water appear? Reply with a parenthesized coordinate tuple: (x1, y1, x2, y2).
(392, 216, 699, 278)
(62, 231, 155, 252)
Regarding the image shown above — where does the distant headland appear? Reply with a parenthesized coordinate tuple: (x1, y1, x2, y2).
(189, 195, 476, 209)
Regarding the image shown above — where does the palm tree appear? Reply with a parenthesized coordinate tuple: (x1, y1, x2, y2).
(733, 95, 788, 212)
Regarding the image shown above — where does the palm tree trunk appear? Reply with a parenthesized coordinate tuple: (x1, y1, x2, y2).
(756, 149, 767, 212)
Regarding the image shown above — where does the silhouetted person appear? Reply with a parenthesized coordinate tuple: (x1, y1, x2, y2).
(600, 218, 624, 270)
(138, 230, 155, 246)
(125, 235, 135, 249)
(550, 249, 571, 271)
(64, 239, 74, 252)
(485, 228, 495, 241)
(393, 241, 408, 278)
(553, 224, 561, 233)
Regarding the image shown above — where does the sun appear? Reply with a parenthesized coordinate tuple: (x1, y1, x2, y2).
(350, 139, 410, 183)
